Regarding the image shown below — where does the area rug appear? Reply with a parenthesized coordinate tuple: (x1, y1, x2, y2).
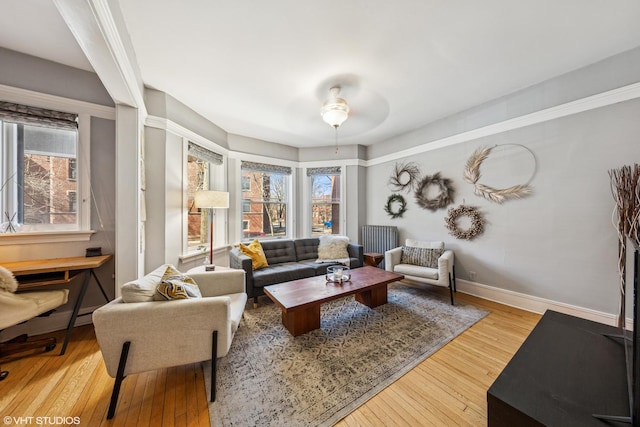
(204, 282, 488, 426)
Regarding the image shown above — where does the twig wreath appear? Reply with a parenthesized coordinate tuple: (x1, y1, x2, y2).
(445, 204, 485, 240)
(389, 162, 421, 193)
(414, 172, 454, 211)
(463, 145, 535, 203)
(384, 194, 408, 219)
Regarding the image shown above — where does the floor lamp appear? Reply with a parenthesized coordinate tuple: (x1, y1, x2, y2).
(194, 190, 229, 270)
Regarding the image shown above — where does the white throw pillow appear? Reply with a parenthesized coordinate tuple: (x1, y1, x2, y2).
(121, 264, 173, 303)
(316, 235, 350, 264)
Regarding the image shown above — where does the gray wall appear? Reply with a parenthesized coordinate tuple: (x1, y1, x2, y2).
(362, 47, 640, 318)
(366, 96, 639, 316)
(0, 47, 114, 106)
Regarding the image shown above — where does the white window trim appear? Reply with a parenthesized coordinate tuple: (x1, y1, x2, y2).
(0, 85, 110, 245)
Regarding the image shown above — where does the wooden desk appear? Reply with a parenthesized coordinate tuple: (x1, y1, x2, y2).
(3, 255, 113, 355)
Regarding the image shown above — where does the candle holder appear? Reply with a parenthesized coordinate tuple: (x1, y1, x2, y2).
(325, 266, 351, 284)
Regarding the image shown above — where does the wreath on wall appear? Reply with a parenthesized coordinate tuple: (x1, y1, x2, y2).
(463, 145, 534, 203)
(389, 162, 421, 193)
(444, 204, 485, 240)
(414, 172, 454, 211)
(384, 194, 408, 219)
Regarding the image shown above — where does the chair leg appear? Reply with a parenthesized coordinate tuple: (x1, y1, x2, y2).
(253, 296, 258, 309)
(452, 265, 457, 292)
(107, 341, 131, 420)
(448, 273, 455, 305)
(211, 331, 218, 402)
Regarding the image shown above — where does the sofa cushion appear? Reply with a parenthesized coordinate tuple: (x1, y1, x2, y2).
(294, 238, 320, 261)
(299, 260, 341, 276)
(121, 264, 172, 303)
(228, 292, 247, 331)
(252, 262, 315, 288)
(401, 246, 443, 268)
(239, 239, 269, 270)
(316, 235, 350, 264)
(260, 240, 297, 264)
(393, 263, 440, 280)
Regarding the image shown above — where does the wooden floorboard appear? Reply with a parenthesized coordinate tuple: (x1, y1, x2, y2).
(0, 291, 540, 426)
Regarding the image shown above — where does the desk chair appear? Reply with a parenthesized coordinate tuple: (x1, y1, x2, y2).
(0, 266, 69, 380)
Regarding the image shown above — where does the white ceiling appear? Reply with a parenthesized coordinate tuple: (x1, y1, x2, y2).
(1, 1, 640, 149)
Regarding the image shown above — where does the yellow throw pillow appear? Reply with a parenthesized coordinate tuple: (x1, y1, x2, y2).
(239, 239, 269, 270)
(156, 265, 202, 300)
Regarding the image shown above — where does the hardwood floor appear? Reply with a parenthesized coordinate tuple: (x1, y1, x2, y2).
(0, 292, 540, 426)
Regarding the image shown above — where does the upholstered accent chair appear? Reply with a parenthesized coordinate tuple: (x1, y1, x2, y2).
(93, 268, 247, 419)
(385, 239, 456, 304)
(0, 266, 69, 381)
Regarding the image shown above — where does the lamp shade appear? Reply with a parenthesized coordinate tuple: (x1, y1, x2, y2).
(194, 190, 229, 209)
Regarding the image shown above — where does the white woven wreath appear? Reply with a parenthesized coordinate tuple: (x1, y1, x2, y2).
(463, 145, 534, 203)
(445, 205, 485, 240)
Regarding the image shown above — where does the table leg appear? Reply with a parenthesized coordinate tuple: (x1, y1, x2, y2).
(91, 269, 110, 302)
(60, 269, 92, 355)
(281, 305, 321, 336)
(355, 284, 388, 308)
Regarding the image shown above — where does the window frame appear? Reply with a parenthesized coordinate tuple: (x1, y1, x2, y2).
(181, 137, 228, 258)
(309, 172, 342, 236)
(303, 166, 345, 237)
(0, 112, 91, 240)
(239, 162, 292, 242)
(0, 85, 115, 246)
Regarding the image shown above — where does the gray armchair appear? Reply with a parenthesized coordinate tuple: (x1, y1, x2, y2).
(93, 267, 246, 419)
(385, 239, 456, 304)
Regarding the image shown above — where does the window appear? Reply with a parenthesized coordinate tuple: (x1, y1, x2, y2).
(68, 158, 77, 180)
(309, 167, 341, 236)
(68, 191, 77, 213)
(184, 141, 224, 253)
(186, 154, 209, 250)
(241, 161, 291, 240)
(242, 176, 251, 191)
(0, 102, 80, 232)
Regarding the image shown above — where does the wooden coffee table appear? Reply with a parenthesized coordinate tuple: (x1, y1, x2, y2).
(264, 266, 404, 336)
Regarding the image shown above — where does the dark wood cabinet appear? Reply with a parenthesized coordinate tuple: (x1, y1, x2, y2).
(488, 310, 630, 426)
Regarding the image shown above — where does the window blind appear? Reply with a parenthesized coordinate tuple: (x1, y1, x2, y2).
(241, 160, 292, 175)
(188, 142, 223, 165)
(0, 101, 78, 130)
(307, 166, 341, 176)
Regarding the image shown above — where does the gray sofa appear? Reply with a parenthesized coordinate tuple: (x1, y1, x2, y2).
(229, 237, 364, 306)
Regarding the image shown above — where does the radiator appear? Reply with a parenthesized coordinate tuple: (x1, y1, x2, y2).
(361, 225, 399, 269)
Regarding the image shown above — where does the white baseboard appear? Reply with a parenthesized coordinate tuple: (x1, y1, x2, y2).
(456, 279, 629, 328)
(1, 305, 100, 341)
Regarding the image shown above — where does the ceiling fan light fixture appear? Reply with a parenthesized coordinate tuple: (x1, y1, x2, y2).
(321, 86, 350, 128)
